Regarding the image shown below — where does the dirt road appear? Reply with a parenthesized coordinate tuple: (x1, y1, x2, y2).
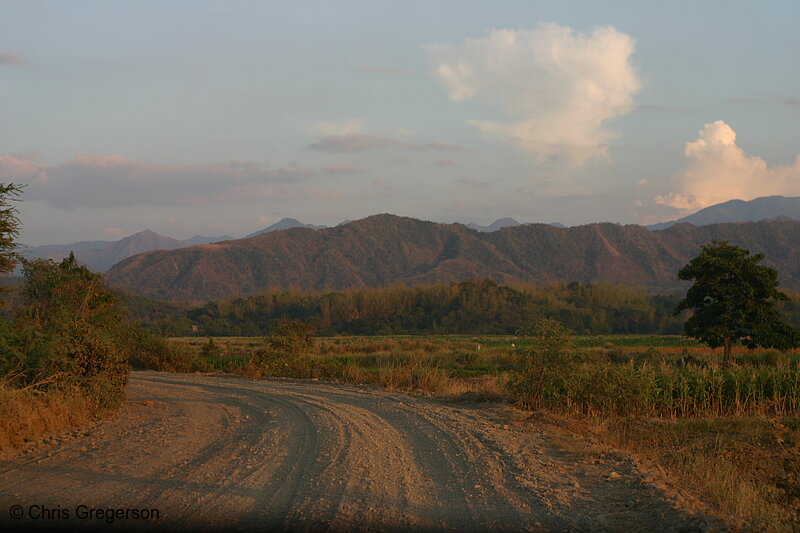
(0, 372, 722, 532)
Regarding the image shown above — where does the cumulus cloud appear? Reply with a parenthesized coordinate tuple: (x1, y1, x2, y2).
(0, 51, 25, 65)
(428, 23, 640, 165)
(324, 163, 367, 175)
(3, 152, 313, 208)
(0, 153, 48, 183)
(655, 120, 800, 211)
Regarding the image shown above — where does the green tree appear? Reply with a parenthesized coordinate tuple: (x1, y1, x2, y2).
(0, 183, 23, 296)
(675, 241, 799, 364)
(13, 254, 130, 408)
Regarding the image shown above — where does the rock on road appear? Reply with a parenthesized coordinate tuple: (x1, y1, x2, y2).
(0, 371, 722, 532)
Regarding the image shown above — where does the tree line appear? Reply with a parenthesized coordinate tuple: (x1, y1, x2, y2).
(129, 278, 794, 337)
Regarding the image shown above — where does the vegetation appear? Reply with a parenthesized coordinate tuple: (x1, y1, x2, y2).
(0, 183, 22, 297)
(132, 279, 694, 337)
(104, 214, 800, 301)
(124, 278, 800, 341)
(0, 185, 180, 453)
(676, 241, 799, 364)
(150, 330, 800, 530)
(5, 194, 800, 529)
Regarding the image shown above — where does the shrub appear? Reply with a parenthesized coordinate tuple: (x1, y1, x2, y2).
(265, 320, 315, 356)
(508, 318, 574, 408)
(6, 256, 131, 409)
(123, 325, 207, 373)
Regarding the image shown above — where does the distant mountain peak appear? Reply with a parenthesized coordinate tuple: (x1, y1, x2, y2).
(245, 217, 326, 238)
(466, 218, 521, 232)
(104, 216, 800, 301)
(23, 230, 230, 272)
(648, 195, 800, 230)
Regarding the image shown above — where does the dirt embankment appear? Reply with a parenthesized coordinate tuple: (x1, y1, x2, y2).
(0, 372, 724, 532)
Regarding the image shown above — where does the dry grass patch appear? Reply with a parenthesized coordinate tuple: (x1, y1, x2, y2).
(577, 416, 800, 532)
(0, 383, 93, 456)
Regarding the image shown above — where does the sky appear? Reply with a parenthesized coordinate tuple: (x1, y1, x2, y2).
(2, 1, 800, 246)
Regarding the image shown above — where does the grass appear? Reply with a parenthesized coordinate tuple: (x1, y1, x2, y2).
(162, 333, 800, 530)
(0, 377, 94, 456)
(598, 416, 799, 532)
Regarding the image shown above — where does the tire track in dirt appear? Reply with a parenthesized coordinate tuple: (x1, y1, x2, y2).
(0, 371, 725, 532)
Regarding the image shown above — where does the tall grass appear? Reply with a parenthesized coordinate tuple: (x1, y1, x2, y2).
(0, 373, 93, 455)
(511, 352, 800, 418)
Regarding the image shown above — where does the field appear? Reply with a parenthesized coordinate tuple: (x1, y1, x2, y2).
(161, 333, 800, 531)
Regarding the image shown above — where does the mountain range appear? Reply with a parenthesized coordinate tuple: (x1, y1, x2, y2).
(23, 195, 800, 280)
(23, 231, 233, 273)
(465, 218, 521, 232)
(244, 217, 326, 238)
(646, 195, 800, 229)
(104, 214, 800, 301)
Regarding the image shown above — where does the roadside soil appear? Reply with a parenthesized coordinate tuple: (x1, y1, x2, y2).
(0, 371, 726, 532)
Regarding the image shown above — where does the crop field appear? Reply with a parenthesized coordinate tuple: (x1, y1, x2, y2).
(155, 333, 800, 530)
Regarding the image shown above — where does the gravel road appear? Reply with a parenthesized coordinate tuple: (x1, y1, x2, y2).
(0, 371, 724, 532)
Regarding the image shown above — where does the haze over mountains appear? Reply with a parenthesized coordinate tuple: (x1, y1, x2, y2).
(23, 196, 800, 286)
(105, 214, 800, 301)
(646, 195, 800, 230)
(23, 231, 233, 273)
(244, 218, 326, 238)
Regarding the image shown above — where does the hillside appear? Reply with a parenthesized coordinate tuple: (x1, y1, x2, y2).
(104, 215, 800, 301)
(648, 195, 800, 229)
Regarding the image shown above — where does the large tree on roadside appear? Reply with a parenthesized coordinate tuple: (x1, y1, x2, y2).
(675, 240, 799, 364)
(0, 183, 22, 279)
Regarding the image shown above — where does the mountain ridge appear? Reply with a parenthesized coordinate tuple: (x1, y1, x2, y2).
(244, 217, 327, 238)
(23, 230, 232, 272)
(104, 214, 800, 301)
(647, 195, 800, 229)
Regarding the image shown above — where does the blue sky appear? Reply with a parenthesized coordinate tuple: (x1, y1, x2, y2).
(3, 1, 800, 245)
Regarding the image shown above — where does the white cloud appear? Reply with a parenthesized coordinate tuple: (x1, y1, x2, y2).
(428, 23, 640, 165)
(0, 153, 48, 183)
(655, 120, 800, 212)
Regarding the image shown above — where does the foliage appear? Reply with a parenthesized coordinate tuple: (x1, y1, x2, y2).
(247, 320, 317, 377)
(103, 214, 800, 301)
(20, 254, 121, 329)
(2, 255, 130, 409)
(122, 323, 209, 373)
(508, 318, 575, 406)
(136, 280, 693, 337)
(265, 320, 316, 355)
(675, 241, 800, 363)
(0, 183, 22, 299)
